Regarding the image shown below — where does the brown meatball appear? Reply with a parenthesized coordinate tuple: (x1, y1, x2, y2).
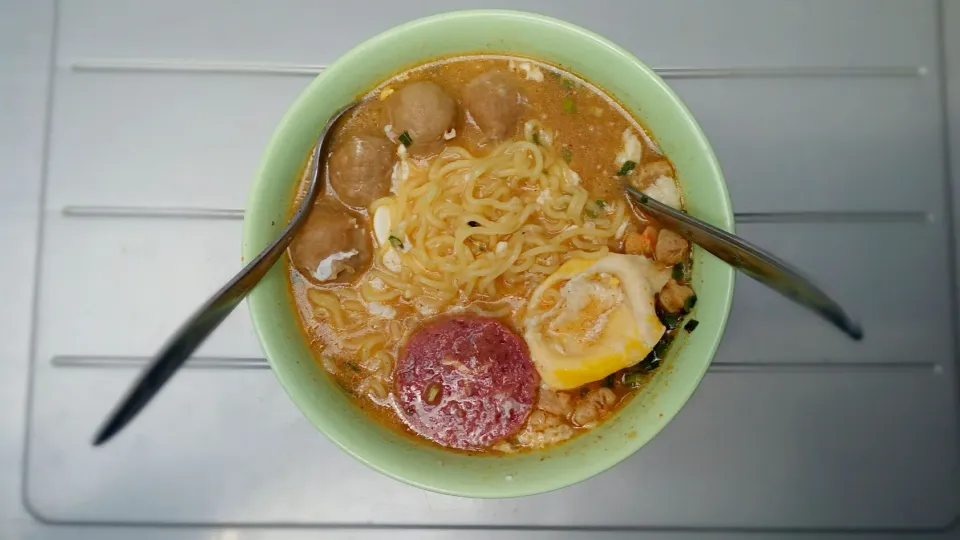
(571, 387, 617, 427)
(329, 135, 393, 208)
(659, 279, 696, 313)
(655, 229, 689, 265)
(290, 199, 372, 284)
(623, 226, 658, 257)
(386, 82, 456, 145)
(633, 160, 674, 189)
(463, 72, 523, 140)
(537, 388, 574, 416)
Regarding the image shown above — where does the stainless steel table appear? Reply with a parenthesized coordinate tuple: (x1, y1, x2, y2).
(2, 1, 959, 538)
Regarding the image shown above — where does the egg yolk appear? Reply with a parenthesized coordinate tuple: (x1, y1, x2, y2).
(523, 254, 669, 389)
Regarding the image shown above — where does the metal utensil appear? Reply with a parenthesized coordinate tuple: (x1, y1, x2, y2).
(93, 101, 358, 445)
(625, 185, 863, 341)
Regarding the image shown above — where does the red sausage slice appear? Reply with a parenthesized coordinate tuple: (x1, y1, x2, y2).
(395, 317, 538, 450)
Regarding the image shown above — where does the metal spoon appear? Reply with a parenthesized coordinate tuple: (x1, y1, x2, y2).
(92, 101, 358, 445)
(625, 185, 863, 341)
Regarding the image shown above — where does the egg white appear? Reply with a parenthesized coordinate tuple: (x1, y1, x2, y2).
(523, 253, 670, 390)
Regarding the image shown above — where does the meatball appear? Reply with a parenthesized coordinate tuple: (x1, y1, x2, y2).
(571, 387, 617, 427)
(633, 160, 674, 188)
(328, 135, 394, 207)
(463, 71, 523, 140)
(515, 410, 574, 448)
(537, 387, 574, 416)
(385, 81, 456, 145)
(624, 226, 658, 257)
(290, 199, 372, 284)
(655, 229, 689, 265)
(659, 279, 696, 313)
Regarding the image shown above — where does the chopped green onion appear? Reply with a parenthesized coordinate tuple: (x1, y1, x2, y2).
(585, 208, 599, 219)
(623, 371, 647, 388)
(561, 78, 576, 90)
(398, 131, 413, 147)
(672, 263, 685, 280)
(468, 220, 480, 227)
(617, 160, 637, 176)
(653, 337, 672, 358)
(562, 97, 577, 113)
(684, 294, 698, 312)
(424, 382, 442, 404)
(532, 131, 541, 145)
(603, 373, 616, 388)
(684, 319, 700, 332)
(345, 362, 360, 373)
(388, 235, 404, 249)
(639, 194, 650, 204)
(636, 354, 661, 372)
(596, 199, 607, 208)
(560, 147, 573, 163)
(660, 312, 684, 330)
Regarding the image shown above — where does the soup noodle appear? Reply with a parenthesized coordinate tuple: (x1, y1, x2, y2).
(367, 127, 626, 313)
(287, 55, 696, 453)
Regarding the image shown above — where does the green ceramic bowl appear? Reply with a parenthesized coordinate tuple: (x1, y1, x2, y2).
(243, 9, 734, 498)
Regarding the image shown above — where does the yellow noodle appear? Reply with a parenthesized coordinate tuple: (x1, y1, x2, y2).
(307, 290, 349, 328)
(308, 133, 629, 404)
(359, 282, 402, 303)
(369, 137, 626, 315)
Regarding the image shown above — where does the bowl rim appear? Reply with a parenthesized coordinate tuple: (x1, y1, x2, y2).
(243, 8, 735, 497)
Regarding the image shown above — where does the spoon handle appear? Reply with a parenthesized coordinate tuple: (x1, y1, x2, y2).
(93, 102, 356, 445)
(91, 225, 291, 446)
(625, 185, 863, 341)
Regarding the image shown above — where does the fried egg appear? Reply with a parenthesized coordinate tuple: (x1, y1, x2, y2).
(523, 253, 670, 390)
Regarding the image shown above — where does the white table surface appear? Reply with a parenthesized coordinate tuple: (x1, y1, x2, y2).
(2, 1, 960, 539)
